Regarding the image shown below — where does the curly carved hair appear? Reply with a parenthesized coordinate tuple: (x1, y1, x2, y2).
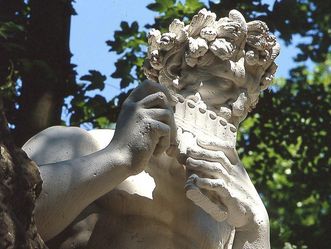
(143, 8, 280, 96)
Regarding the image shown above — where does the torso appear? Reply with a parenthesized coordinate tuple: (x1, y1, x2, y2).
(88, 154, 234, 249)
(23, 127, 234, 249)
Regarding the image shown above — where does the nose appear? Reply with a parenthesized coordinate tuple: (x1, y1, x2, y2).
(231, 91, 249, 117)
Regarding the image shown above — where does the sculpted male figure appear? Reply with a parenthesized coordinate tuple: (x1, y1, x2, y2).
(23, 9, 279, 249)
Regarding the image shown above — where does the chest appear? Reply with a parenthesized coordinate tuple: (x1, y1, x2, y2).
(92, 156, 234, 249)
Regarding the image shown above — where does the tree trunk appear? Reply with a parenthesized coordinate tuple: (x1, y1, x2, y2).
(15, 0, 75, 146)
(0, 97, 47, 249)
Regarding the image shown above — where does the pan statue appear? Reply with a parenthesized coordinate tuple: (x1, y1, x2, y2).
(23, 8, 280, 249)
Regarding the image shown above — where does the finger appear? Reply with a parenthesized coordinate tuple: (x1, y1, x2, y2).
(153, 135, 171, 156)
(185, 157, 230, 178)
(185, 180, 228, 222)
(128, 80, 178, 105)
(187, 146, 233, 170)
(138, 92, 170, 109)
(144, 108, 177, 154)
(189, 174, 230, 198)
(155, 121, 176, 156)
(144, 108, 177, 155)
(128, 80, 163, 102)
(166, 127, 182, 158)
(146, 118, 171, 137)
(169, 110, 177, 148)
(166, 144, 178, 158)
(145, 119, 170, 156)
(144, 108, 173, 125)
(142, 80, 178, 104)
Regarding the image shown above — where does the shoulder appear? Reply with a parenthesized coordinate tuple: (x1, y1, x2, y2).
(22, 126, 115, 165)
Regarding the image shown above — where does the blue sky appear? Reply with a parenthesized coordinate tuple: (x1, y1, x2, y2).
(71, 0, 155, 100)
(70, 0, 312, 101)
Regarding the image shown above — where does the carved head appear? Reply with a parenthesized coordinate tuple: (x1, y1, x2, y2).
(144, 8, 280, 126)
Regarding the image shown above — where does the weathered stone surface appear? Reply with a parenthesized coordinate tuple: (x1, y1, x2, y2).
(0, 99, 47, 249)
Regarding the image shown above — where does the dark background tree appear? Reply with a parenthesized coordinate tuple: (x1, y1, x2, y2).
(0, 97, 47, 248)
(0, 0, 330, 248)
(0, 0, 76, 145)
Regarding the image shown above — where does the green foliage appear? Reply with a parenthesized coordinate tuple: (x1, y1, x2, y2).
(207, 0, 331, 62)
(238, 58, 331, 248)
(68, 70, 117, 127)
(106, 21, 146, 89)
(0, 0, 119, 131)
(0, 0, 29, 123)
(0, 21, 24, 39)
(106, 0, 205, 95)
(80, 70, 106, 91)
(147, 0, 204, 17)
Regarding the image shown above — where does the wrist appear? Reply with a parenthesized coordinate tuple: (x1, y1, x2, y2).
(105, 140, 143, 177)
(105, 142, 131, 174)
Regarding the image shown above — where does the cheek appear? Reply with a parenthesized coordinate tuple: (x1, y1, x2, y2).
(198, 88, 228, 108)
(198, 83, 240, 106)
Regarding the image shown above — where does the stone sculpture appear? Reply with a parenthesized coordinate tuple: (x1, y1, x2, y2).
(144, 8, 280, 227)
(22, 8, 279, 249)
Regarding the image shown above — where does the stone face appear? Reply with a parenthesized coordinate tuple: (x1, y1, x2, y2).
(22, 8, 279, 249)
(144, 8, 280, 126)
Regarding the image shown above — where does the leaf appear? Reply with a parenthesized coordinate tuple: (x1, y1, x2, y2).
(0, 21, 24, 39)
(120, 21, 130, 33)
(147, 0, 176, 13)
(131, 21, 139, 33)
(80, 70, 106, 91)
(111, 58, 135, 88)
(147, 3, 163, 12)
(185, 0, 204, 12)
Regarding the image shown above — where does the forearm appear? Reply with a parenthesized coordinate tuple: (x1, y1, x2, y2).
(35, 144, 131, 241)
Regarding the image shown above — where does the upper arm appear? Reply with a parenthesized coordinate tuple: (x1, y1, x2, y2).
(22, 126, 114, 165)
